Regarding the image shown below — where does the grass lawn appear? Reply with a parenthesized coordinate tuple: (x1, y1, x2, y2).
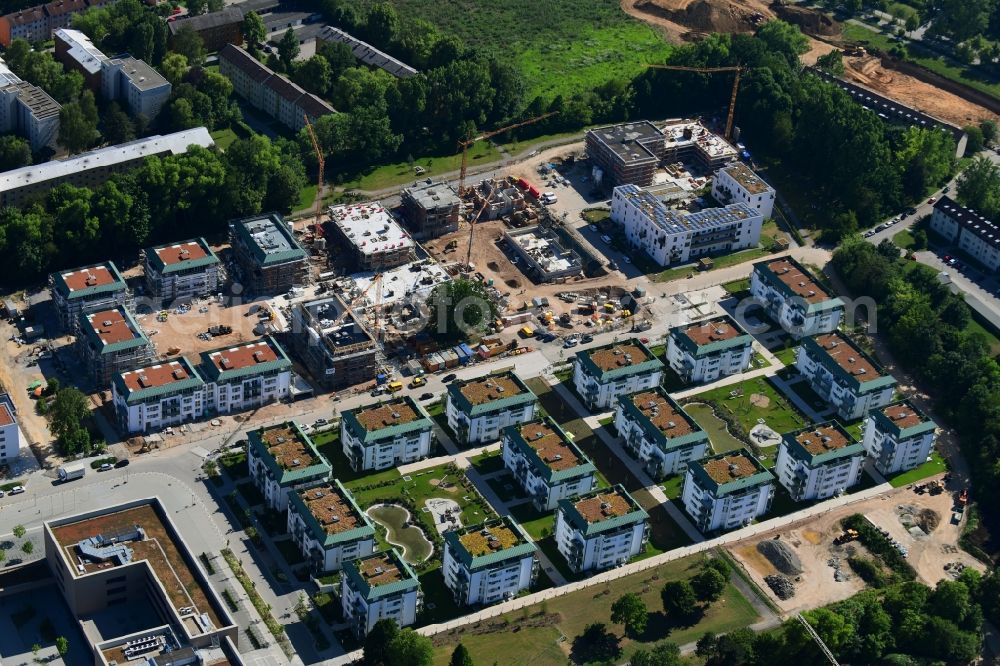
(210, 127, 238, 150)
(965, 316, 1000, 356)
(722, 277, 751, 294)
(651, 246, 773, 283)
(683, 403, 744, 454)
(893, 228, 916, 250)
(340, 140, 500, 192)
(297, 183, 317, 212)
(469, 449, 505, 476)
(888, 450, 949, 487)
(581, 208, 611, 224)
(510, 503, 557, 541)
(773, 345, 799, 367)
(501, 129, 586, 154)
(430, 553, 758, 665)
(660, 474, 684, 500)
(687, 376, 808, 435)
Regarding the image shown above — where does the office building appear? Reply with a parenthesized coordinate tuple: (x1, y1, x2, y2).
(341, 549, 421, 637)
(682, 449, 775, 533)
(143, 237, 221, 303)
(288, 295, 378, 390)
(248, 421, 331, 511)
(287, 480, 376, 573)
(112, 358, 205, 434)
(327, 202, 416, 271)
(198, 337, 293, 414)
(572, 339, 664, 411)
(930, 195, 1000, 272)
(554, 485, 649, 573)
(446, 370, 538, 445)
(796, 331, 897, 421)
(501, 416, 597, 511)
(750, 257, 844, 338)
(611, 184, 763, 267)
(400, 179, 460, 239)
(50, 261, 129, 331)
(586, 121, 665, 188)
(863, 400, 937, 475)
(0, 392, 23, 464)
(229, 213, 307, 296)
(710, 162, 775, 219)
(78, 307, 155, 386)
(775, 422, 865, 502)
(614, 387, 709, 479)
(340, 396, 434, 471)
(666, 314, 753, 384)
(442, 517, 538, 607)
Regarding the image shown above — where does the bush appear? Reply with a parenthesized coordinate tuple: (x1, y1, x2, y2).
(847, 556, 888, 587)
(842, 514, 917, 580)
(90, 456, 117, 469)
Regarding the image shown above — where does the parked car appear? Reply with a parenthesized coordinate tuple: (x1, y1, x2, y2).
(8, 486, 24, 495)
(639, 337, 650, 344)
(943, 255, 953, 262)
(442, 373, 458, 383)
(115, 459, 130, 468)
(600, 235, 612, 244)
(313, 418, 328, 427)
(99, 463, 114, 472)
(581, 334, 594, 343)
(419, 392, 434, 401)
(563, 338, 579, 348)
(928, 197, 937, 204)
(623, 256, 632, 264)
(539, 332, 557, 343)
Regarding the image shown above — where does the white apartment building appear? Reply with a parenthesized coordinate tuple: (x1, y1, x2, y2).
(611, 184, 763, 267)
(50, 261, 129, 331)
(930, 195, 1000, 272)
(775, 422, 865, 502)
(614, 387, 710, 480)
(0, 393, 23, 464)
(0, 58, 59, 151)
(501, 417, 596, 511)
(666, 314, 753, 384)
(341, 549, 421, 637)
(112, 358, 205, 434)
(247, 421, 332, 512)
(554, 485, 649, 573)
(863, 400, 937, 475)
(442, 517, 538, 607)
(287, 481, 376, 573)
(198, 337, 293, 415)
(573, 339, 664, 411)
(340, 396, 433, 471)
(750, 257, 844, 338)
(796, 331, 897, 421)
(682, 449, 775, 533)
(446, 371, 538, 445)
(711, 162, 775, 219)
(143, 237, 221, 303)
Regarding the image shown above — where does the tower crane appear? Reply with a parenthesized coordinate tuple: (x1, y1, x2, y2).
(328, 273, 383, 331)
(457, 111, 557, 195)
(303, 114, 325, 224)
(646, 64, 746, 141)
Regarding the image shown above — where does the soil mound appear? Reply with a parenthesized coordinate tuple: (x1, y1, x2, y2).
(771, 2, 840, 36)
(636, 0, 754, 34)
(757, 538, 803, 575)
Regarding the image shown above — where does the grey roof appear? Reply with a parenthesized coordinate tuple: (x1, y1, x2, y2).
(587, 121, 663, 164)
(107, 56, 170, 92)
(934, 195, 1000, 252)
(230, 213, 306, 266)
(317, 26, 418, 78)
(402, 179, 461, 210)
(615, 183, 760, 235)
(168, 6, 243, 35)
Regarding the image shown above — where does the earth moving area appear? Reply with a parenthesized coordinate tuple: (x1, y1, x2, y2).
(621, 0, 774, 42)
(727, 476, 986, 613)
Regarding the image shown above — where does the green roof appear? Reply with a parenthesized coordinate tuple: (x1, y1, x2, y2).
(753, 257, 844, 314)
(781, 421, 865, 467)
(502, 416, 596, 483)
(669, 315, 753, 357)
(342, 396, 433, 445)
(231, 213, 306, 267)
(616, 386, 708, 453)
(443, 517, 537, 571)
(145, 237, 220, 275)
(287, 480, 375, 548)
(248, 421, 332, 485)
(51, 262, 126, 300)
(800, 334, 897, 395)
(343, 549, 420, 601)
(446, 370, 537, 417)
(688, 449, 774, 497)
(197, 336, 293, 383)
(869, 400, 937, 440)
(113, 357, 205, 405)
(574, 339, 664, 383)
(79, 307, 150, 355)
(557, 484, 648, 537)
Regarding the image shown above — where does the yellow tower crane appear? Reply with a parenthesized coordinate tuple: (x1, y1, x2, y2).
(646, 64, 746, 141)
(303, 114, 325, 224)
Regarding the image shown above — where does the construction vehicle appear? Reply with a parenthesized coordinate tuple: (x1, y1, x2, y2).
(444, 240, 459, 252)
(928, 479, 946, 495)
(834, 528, 859, 545)
(647, 64, 747, 140)
(957, 489, 969, 508)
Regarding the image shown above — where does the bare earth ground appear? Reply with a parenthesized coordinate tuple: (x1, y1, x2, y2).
(728, 477, 985, 613)
(134, 298, 266, 360)
(621, 0, 774, 42)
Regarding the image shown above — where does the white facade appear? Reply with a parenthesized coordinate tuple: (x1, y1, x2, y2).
(611, 184, 763, 267)
(501, 419, 596, 511)
(103, 57, 172, 119)
(446, 398, 537, 445)
(340, 398, 434, 471)
(0, 393, 23, 464)
(205, 371, 291, 414)
(862, 402, 937, 475)
(112, 360, 205, 434)
(614, 389, 710, 479)
(682, 452, 775, 533)
(666, 316, 753, 385)
(796, 334, 897, 421)
(750, 258, 844, 338)
(446, 373, 538, 445)
(930, 196, 1000, 272)
(774, 424, 865, 502)
(711, 162, 775, 219)
(286, 483, 376, 573)
(288, 510, 374, 573)
(341, 551, 421, 637)
(572, 342, 664, 411)
(442, 519, 537, 607)
(554, 486, 648, 573)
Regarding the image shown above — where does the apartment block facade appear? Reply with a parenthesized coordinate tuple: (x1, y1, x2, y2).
(446, 371, 538, 445)
(0, 59, 60, 150)
(248, 421, 332, 512)
(288, 296, 378, 390)
(750, 257, 844, 338)
(555, 485, 649, 573)
(863, 401, 937, 475)
(400, 179, 461, 239)
(682, 450, 775, 533)
(0, 393, 22, 464)
(340, 396, 434, 471)
(112, 358, 205, 434)
(614, 387, 710, 479)
(585, 121, 665, 188)
(501, 416, 597, 511)
(775, 422, 865, 502)
(78, 307, 154, 386)
(442, 518, 538, 607)
(710, 162, 775, 219)
(287, 480, 376, 573)
(666, 314, 753, 384)
(573, 340, 664, 411)
(341, 550, 421, 637)
(229, 213, 307, 296)
(143, 237, 221, 303)
(198, 337, 293, 415)
(50, 262, 129, 331)
(796, 331, 897, 421)
(930, 195, 1000, 272)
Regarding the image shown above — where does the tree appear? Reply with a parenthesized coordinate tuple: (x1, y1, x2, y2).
(160, 52, 189, 86)
(384, 628, 433, 666)
(957, 155, 1000, 216)
(816, 50, 845, 76)
(904, 14, 919, 32)
(292, 56, 332, 96)
(21, 540, 33, 555)
(277, 29, 299, 71)
(0, 136, 31, 171)
(242, 11, 266, 48)
(661, 580, 699, 622)
(49, 387, 91, 455)
(99, 102, 136, 145)
(58, 100, 99, 154)
(448, 643, 474, 666)
(630, 641, 681, 666)
(964, 124, 985, 154)
(12, 524, 25, 539)
(172, 26, 205, 66)
(692, 567, 727, 603)
(363, 619, 399, 666)
(912, 228, 928, 250)
(186, 0, 206, 15)
(55, 637, 69, 657)
(611, 592, 648, 637)
(428, 278, 498, 341)
(365, 2, 400, 46)
(980, 119, 998, 145)
(755, 20, 809, 63)
(569, 623, 621, 664)
(932, 0, 991, 42)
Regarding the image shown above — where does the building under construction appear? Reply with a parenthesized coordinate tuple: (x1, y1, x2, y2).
(229, 213, 307, 296)
(50, 261, 130, 331)
(78, 306, 155, 386)
(586, 121, 666, 189)
(288, 295, 378, 390)
(504, 225, 583, 282)
(326, 202, 416, 271)
(469, 177, 527, 220)
(400, 179, 461, 239)
(661, 120, 738, 171)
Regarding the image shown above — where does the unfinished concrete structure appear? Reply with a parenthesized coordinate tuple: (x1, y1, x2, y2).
(229, 213, 307, 296)
(50, 261, 130, 331)
(586, 121, 666, 189)
(470, 177, 527, 220)
(143, 237, 221, 303)
(327, 202, 416, 271)
(661, 120, 738, 170)
(504, 225, 583, 282)
(400, 179, 461, 239)
(78, 306, 155, 386)
(289, 295, 378, 390)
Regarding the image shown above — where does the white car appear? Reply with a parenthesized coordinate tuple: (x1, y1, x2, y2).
(601, 235, 612, 244)
(541, 192, 558, 204)
(8, 485, 24, 495)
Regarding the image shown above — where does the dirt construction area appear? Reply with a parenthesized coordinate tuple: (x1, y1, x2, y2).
(621, 0, 773, 41)
(728, 476, 986, 613)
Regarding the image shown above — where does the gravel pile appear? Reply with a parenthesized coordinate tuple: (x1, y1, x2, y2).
(765, 574, 796, 599)
(757, 539, 803, 575)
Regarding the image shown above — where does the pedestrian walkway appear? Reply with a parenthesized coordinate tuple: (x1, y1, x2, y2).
(671, 364, 777, 400)
(769, 373, 827, 423)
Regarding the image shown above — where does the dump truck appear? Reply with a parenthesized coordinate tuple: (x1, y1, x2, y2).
(834, 528, 859, 545)
(58, 463, 86, 483)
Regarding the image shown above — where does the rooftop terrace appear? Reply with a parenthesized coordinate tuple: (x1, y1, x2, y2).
(587, 343, 652, 373)
(794, 423, 852, 456)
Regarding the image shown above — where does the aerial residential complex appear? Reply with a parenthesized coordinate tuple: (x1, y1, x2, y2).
(442, 517, 538, 607)
(573, 340, 664, 411)
(50, 261, 129, 331)
(554, 485, 649, 573)
(775, 422, 866, 502)
(341, 549, 422, 637)
(78, 307, 154, 385)
(289, 295, 379, 390)
(198, 337, 294, 417)
(287, 480, 376, 573)
(0, 392, 22, 464)
(930, 195, 1000, 272)
(611, 184, 763, 267)
(750, 257, 845, 337)
(0, 127, 214, 207)
(682, 449, 775, 533)
(446, 371, 538, 444)
(401, 179, 461, 239)
(666, 314, 753, 384)
(142, 237, 222, 303)
(327, 202, 417, 271)
(863, 400, 938, 475)
(340, 396, 434, 471)
(229, 213, 307, 296)
(248, 421, 332, 511)
(796, 331, 897, 421)
(0, 0, 107, 46)
(0, 57, 60, 151)
(710, 162, 776, 219)
(614, 387, 710, 479)
(112, 358, 205, 434)
(501, 416, 597, 511)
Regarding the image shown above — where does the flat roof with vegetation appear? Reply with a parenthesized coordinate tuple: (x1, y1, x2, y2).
(688, 449, 773, 497)
(444, 517, 536, 571)
(289, 480, 375, 547)
(576, 339, 663, 382)
(248, 421, 331, 485)
(870, 400, 937, 440)
(753, 256, 844, 313)
(618, 387, 708, 452)
(341, 396, 432, 444)
(782, 421, 864, 467)
(503, 416, 596, 482)
(558, 484, 648, 538)
(342, 549, 419, 601)
(670, 314, 752, 357)
(447, 370, 537, 416)
(802, 331, 897, 394)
